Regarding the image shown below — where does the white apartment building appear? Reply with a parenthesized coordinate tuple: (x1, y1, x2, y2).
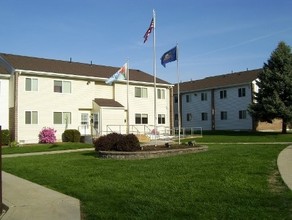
(0, 53, 173, 143)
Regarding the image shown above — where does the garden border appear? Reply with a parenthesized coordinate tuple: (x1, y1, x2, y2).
(98, 146, 208, 159)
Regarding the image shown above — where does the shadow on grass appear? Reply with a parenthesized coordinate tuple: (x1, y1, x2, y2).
(81, 151, 97, 157)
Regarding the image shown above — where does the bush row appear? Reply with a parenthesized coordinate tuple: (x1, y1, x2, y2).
(94, 133, 140, 152)
(1, 128, 82, 145)
(1, 129, 10, 145)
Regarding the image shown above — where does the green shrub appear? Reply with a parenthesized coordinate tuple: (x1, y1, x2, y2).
(94, 133, 140, 152)
(62, 129, 81, 142)
(1, 129, 10, 146)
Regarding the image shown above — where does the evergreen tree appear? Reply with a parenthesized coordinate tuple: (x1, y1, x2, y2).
(248, 41, 292, 133)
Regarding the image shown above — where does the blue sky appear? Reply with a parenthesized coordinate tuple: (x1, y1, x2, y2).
(1, 0, 292, 83)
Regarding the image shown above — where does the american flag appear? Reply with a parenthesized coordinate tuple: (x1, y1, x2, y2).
(143, 18, 154, 43)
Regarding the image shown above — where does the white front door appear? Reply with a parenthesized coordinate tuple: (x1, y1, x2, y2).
(79, 112, 90, 135)
(92, 113, 99, 136)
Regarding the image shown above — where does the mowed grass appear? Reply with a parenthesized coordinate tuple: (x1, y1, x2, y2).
(3, 144, 292, 219)
(2, 142, 93, 155)
(187, 130, 292, 143)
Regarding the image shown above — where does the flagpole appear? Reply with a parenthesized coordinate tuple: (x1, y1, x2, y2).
(176, 43, 181, 144)
(126, 59, 130, 134)
(153, 9, 157, 146)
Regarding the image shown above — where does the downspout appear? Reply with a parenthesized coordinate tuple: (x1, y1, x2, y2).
(250, 82, 256, 131)
(211, 89, 215, 130)
(169, 86, 174, 132)
(14, 71, 19, 142)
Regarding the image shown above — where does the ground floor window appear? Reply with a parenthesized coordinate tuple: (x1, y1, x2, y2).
(187, 113, 192, 121)
(135, 113, 148, 124)
(25, 111, 38, 124)
(239, 110, 247, 119)
(54, 112, 71, 124)
(201, 112, 208, 121)
(221, 111, 227, 120)
(158, 114, 165, 124)
(81, 113, 89, 125)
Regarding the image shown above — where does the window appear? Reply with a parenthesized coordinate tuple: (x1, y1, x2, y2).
(201, 92, 207, 101)
(201, 112, 208, 121)
(54, 112, 71, 124)
(54, 80, 71, 93)
(187, 113, 192, 121)
(135, 87, 148, 98)
(174, 114, 178, 121)
(239, 110, 247, 119)
(81, 113, 89, 125)
(25, 78, 38, 91)
(238, 88, 246, 97)
(174, 96, 178, 103)
(221, 111, 227, 120)
(135, 113, 148, 124)
(157, 89, 165, 99)
(158, 114, 165, 124)
(220, 90, 227, 99)
(25, 111, 38, 124)
(186, 94, 191, 103)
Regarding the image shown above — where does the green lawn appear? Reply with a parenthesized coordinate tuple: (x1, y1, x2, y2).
(184, 130, 292, 143)
(2, 142, 93, 155)
(3, 144, 292, 219)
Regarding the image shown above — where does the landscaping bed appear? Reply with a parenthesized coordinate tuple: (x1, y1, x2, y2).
(98, 144, 208, 159)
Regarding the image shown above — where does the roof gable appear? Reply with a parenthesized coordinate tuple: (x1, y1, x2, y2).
(0, 53, 170, 84)
(94, 98, 124, 108)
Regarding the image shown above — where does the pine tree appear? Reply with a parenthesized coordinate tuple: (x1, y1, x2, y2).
(248, 41, 292, 133)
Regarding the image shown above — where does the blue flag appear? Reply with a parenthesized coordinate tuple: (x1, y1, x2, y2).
(160, 46, 177, 67)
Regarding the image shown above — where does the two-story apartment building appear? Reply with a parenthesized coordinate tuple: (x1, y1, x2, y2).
(0, 65, 10, 130)
(0, 53, 172, 143)
(173, 69, 277, 131)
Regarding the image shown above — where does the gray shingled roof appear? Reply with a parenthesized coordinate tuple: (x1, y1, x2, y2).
(174, 69, 261, 94)
(94, 98, 124, 107)
(0, 53, 170, 84)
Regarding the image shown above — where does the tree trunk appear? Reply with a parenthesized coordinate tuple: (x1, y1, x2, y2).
(282, 119, 287, 134)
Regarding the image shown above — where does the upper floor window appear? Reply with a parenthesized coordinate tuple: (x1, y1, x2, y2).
(201, 92, 207, 101)
(54, 112, 71, 124)
(135, 87, 148, 98)
(25, 111, 38, 124)
(158, 114, 165, 124)
(25, 78, 38, 91)
(186, 94, 191, 103)
(239, 110, 247, 119)
(238, 88, 246, 97)
(157, 89, 165, 99)
(54, 80, 71, 93)
(220, 90, 227, 99)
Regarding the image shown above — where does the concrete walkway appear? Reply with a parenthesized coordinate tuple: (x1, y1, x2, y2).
(2, 171, 80, 220)
(1, 143, 291, 219)
(277, 145, 292, 191)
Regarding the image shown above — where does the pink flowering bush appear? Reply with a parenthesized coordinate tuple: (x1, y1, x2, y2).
(39, 127, 57, 144)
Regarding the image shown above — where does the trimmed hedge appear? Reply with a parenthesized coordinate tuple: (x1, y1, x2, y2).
(94, 133, 140, 152)
(62, 129, 81, 142)
(1, 129, 10, 145)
